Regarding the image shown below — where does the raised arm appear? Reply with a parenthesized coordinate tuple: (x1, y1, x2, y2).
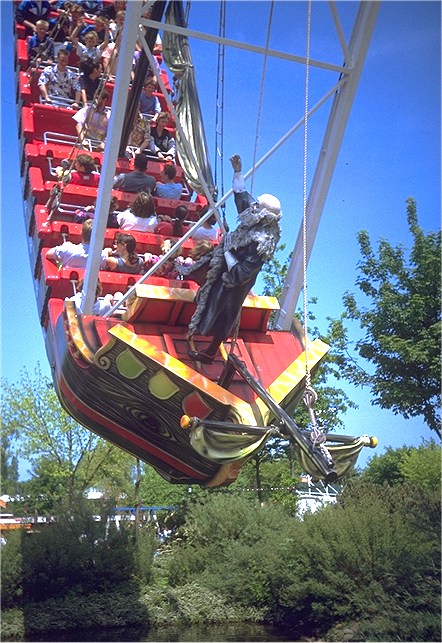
(230, 154, 254, 214)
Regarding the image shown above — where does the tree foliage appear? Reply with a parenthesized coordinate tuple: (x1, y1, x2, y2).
(153, 482, 440, 641)
(330, 198, 441, 434)
(1, 366, 138, 512)
(362, 439, 441, 493)
(261, 246, 357, 434)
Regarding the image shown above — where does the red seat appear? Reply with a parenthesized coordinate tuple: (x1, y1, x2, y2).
(40, 248, 196, 300)
(33, 205, 197, 256)
(19, 70, 41, 106)
(17, 38, 28, 71)
(28, 166, 204, 219)
(25, 142, 186, 183)
(22, 103, 78, 142)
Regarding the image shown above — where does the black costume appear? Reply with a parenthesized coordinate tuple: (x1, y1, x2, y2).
(188, 189, 281, 361)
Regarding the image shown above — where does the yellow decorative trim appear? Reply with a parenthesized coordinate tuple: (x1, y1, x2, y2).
(243, 293, 279, 310)
(255, 338, 330, 422)
(64, 301, 95, 363)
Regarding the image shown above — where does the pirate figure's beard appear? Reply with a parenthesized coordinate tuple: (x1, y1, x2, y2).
(223, 204, 282, 261)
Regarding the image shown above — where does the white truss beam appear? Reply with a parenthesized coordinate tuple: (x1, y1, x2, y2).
(274, 1, 381, 330)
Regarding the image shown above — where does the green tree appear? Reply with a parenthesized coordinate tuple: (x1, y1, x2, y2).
(362, 441, 441, 493)
(1, 366, 136, 512)
(262, 246, 357, 434)
(330, 198, 441, 435)
(1, 435, 19, 496)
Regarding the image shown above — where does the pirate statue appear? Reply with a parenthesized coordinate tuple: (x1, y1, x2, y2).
(187, 154, 282, 364)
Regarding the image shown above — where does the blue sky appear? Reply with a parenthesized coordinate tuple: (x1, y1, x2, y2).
(1, 1, 440, 477)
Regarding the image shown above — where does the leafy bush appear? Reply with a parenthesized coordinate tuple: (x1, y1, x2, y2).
(1, 518, 140, 605)
(1, 529, 24, 608)
(140, 581, 263, 625)
(0, 607, 25, 641)
(1, 586, 148, 639)
(153, 481, 440, 641)
(155, 493, 294, 608)
(267, 480, 441, 640)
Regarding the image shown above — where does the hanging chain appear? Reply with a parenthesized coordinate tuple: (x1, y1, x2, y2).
(250, 0, 274, 196)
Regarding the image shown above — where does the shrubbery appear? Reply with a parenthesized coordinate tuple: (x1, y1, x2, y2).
(1, 478, 440, 641)
(154, 482, 441, 641)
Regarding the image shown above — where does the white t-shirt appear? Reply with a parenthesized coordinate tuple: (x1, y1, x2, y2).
(192, 226, 219, 242)
(117, 210, 158, 233)
(68, 291, 112, 316)
(52, 241, 108, 268)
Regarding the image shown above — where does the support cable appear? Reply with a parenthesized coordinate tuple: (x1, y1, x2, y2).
(300, 0, 330, 463)
(250, 0, 274, 196)
(214, 0, 226, 223)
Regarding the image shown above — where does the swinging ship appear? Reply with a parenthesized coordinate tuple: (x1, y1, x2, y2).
(15, 0, 379, 488)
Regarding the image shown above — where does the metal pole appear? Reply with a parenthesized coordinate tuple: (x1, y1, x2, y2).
(274, 1, 380, 330)
(140, 17, 346, 74)
(81, 1, 144, 314)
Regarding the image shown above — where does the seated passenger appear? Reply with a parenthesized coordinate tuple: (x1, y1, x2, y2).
(71, 23, 109, 65)
(131, 50, 160, 86)
(73, 91, 110, 151)
(103, 232, 144, 274)
(68, 278, 117, 316)
(192, 212, 220, 242)
(116, 192, 157, 233)
(79, 60, 103, 103)
(138, 79, 161, 121)
(155, 205, 189, 237)
(176, 239, 215, 286)
(144, 239, 181, 280)
(73, 195, 119, 228)
(79, 14, 109, 44)
(109, 9, 125, 40)
(76, 1, 104, 19)
(48, 5, 79, 58)
(98, 0, 126, 22)
(27, 19, 54, 67)
(38, 49, 82, 107)
(154, 164, 183, 200)
(151, 112, 176, 162)
(127, 113, 154, 157)
(101, 28, 121, 76)
(113, 154, 155, 193)
(16, 0, 52, 36)
(69, 153, 100, 186)
(46, 219, 108, 268)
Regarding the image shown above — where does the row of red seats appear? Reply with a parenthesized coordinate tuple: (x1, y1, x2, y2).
(21, 101, 175, 144)
(15, 9, 208, 320)
(18, 68, 171, 111)
(26, 165, 205, 219)
(25, 141, 185, 182)
(32, 204, 198, 255)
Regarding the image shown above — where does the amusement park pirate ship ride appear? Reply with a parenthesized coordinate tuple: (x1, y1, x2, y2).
(16, 0, 379, 489)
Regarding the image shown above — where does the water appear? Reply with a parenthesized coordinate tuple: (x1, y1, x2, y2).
(25, 622, 297, 642)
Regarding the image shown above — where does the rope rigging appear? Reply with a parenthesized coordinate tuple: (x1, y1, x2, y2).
(46, 31, 121, 219)
(300, 0, 332, 465)
(213, 0, 226, 224)
(250, 0, 274, 197)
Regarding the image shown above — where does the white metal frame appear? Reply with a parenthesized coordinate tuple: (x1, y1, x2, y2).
(82, 0, 380, 321)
